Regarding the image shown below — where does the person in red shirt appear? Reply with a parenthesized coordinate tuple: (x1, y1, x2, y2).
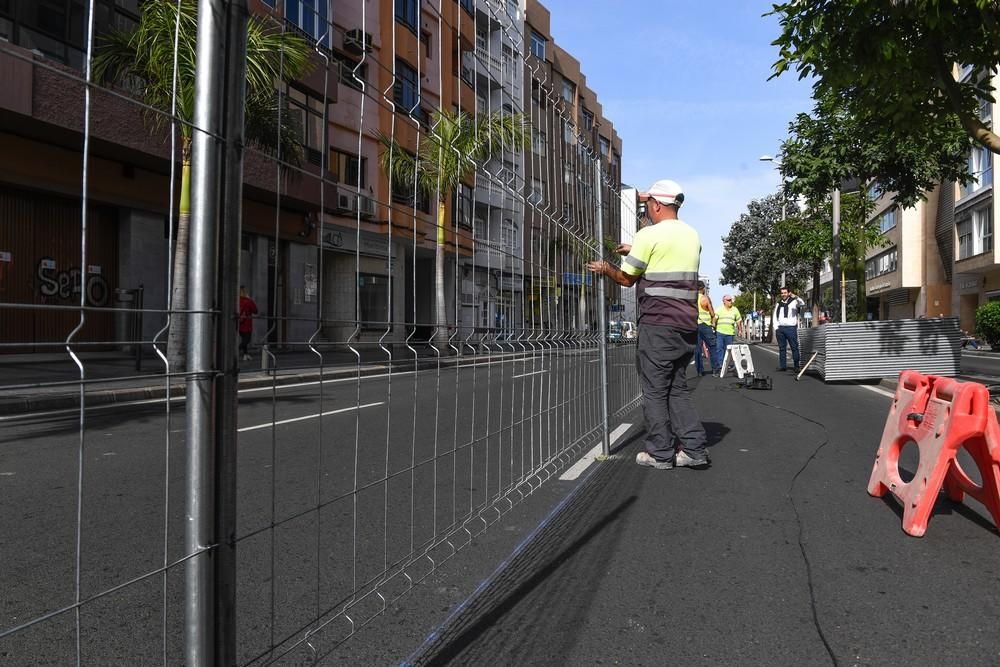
(238, 286, 258, 361)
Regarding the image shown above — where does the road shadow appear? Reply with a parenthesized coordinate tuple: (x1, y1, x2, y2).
(409, 459, 637, 666)
(877, 466, 1000, 538)
(609, 420, 730, 456)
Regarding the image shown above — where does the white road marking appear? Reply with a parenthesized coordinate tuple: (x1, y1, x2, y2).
(859, 384, 895, 399)
(0, 472, 15, 476)
(238, 401, 384, 433)
(512, 370, 548, 379)
(560, 423, 632, 480)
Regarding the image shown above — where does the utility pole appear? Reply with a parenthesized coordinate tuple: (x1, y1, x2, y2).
(831, 188, 841, 323)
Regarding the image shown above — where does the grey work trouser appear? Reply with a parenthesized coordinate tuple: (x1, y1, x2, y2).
(636, 324, 708, 461)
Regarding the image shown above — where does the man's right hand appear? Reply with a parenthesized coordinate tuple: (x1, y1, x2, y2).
(615, 243, 631, 255)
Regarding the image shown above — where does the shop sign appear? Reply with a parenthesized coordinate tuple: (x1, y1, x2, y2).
(322, 229, 396, 259)
(499, 276, 522, 291)
(868, 281, 892, 293)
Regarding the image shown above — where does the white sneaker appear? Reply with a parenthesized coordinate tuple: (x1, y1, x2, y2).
(675, 450, 710, 468)
(635, 451, 673, 470)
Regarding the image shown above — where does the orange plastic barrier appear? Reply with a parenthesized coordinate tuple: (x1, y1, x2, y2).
(867, 370, 1000, 537)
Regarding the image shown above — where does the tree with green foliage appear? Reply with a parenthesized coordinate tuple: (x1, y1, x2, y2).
(777, 188, 884, 322)
(93, 0, 312, 368)
(379, 110, 529, 344)
(770, 0, 1000, 207)
(770, 0, 1000, 160)
(975, 301, 1000, 347)
(721, 192, 809, 340)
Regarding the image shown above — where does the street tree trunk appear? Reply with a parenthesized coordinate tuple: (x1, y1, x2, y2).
(811, 260, 821, 323)
(435, 201, 447, 347)
(166, 160, 191, 370)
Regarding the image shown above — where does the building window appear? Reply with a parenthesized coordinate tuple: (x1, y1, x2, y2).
(561, 78, 575, 104)
(529, 30, 546, 59)
(4, 0, 141, 69)
(962, 144, 993, 198)
(865, 248, 898, 280)
(282, 84, 326, 156)
(599, 135, 610, 156)
(330, 149, 366, 188)
(957, 203, 993, 259)
(395, 0, 419, 32)
(879, 206, 899, 233)
(391, 175, 431, 213)
(334, 52, 366, 91)
(530, 78, 548, 108)
(473, 217, 488, 240)
(962, 144, 993, 197)
(581, 109, 594, 131)
(528, 178, 544, 205)
(531, 128, 546, 154)
(454, 183, 473, 230)
(394, 58, 420, 113)
(501, 219, 518, 250)
(459, 0, 474, 16)
(284, 0, 331, 49)
(563, 121, 575, 145)
(358, 273, 391, 328)
(501, 44, 515, 78)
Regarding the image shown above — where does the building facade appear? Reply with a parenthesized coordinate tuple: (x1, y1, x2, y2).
(522, 0, 622, 332)
(0, 0, 620, 352)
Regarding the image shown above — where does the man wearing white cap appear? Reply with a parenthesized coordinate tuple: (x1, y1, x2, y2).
(587, 179, 710, 470)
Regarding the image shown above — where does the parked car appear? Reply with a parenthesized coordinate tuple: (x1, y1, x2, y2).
(608, 320, 636, 342)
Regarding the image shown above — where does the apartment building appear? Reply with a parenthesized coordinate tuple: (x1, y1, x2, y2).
(860, 67, 994, 330)
(618, 185, 639, 323)
(863, 189, 951, 321)
(455, 0, 527, 336)
(0, 0, 620, 351)
(522, 0, 622, 331)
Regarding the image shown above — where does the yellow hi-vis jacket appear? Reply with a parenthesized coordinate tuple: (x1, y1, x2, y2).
(621, 219, 701, 331)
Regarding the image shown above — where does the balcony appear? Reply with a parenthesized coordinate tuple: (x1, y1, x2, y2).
(470, 239, 523, 274)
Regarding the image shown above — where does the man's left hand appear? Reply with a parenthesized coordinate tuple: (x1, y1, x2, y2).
(585, 260, 607, 274)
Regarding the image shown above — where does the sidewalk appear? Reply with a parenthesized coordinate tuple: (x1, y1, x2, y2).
(399, 346, 1000, 665)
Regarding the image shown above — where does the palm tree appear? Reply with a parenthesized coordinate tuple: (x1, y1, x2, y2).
(92, 0, 311, 368)
(378, 109, 529, 346)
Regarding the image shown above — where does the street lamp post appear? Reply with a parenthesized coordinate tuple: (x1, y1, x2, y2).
(759, 155, 787, 288)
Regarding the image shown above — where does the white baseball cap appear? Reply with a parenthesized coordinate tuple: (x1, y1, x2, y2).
(638, 179, 684, 208)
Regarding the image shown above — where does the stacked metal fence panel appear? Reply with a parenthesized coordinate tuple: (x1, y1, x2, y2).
(798, 318, 961, 381)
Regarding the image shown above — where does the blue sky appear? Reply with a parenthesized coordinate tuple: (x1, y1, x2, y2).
(542, 0, 815, 294)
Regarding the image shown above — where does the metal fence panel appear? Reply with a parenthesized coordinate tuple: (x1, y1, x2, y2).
(0, 0, 640, 664)
(798, 318, 961, 381)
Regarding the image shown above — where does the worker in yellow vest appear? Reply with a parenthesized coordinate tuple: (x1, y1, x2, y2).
(714, 295, 743, 372)
(586, 179, 709, 470)
(696, 282, 716, 376)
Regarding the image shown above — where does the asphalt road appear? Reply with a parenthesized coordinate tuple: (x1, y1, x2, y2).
(4, 344, 999, 665)
(960, 349, 1000, 383)
(0, 343, 638, 665)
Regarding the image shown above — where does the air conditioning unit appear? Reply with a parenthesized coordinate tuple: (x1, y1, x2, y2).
(335, 188, 357, 213)
(344, 29, 373, 55)
(357, 194, 376, 219)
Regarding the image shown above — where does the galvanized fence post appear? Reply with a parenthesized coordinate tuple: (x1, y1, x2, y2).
(594, 159, 611, 457)
(186, 0, 226, 663)
(214, 1, 249, 664)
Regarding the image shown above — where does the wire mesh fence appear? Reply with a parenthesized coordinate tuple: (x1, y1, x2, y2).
(0, 0, 639, 663)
